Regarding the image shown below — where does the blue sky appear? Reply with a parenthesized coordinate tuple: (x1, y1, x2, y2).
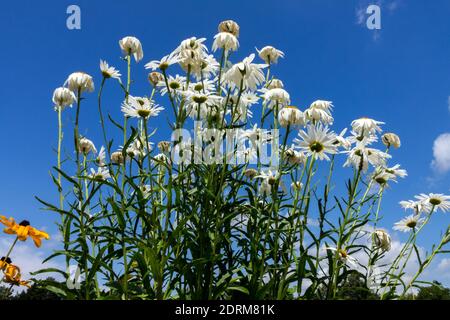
(0, 0, 450, 286)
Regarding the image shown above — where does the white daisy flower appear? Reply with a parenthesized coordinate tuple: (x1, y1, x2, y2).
(52, 87, 76, 110)
(278, 106, 305, 127)
(267, 79, 284, 89)
(263, 88, 290, 109)
(304, 100, 334, 125)
(176, 37, 208, 55)
(189, 79, 215, 93)
(372, 164, 407, 186)
(259, 180, 272, 196)
(334, 128, 352, 150)
(255, 169, 282, 195)
(223, 54, 267, 91)
(347, 131, 378, 146)
(212, 32, 239, 53)
(384, 164, 408, 178)
(152, 153, 169, 166)
(415, 193, 450, 213)
(193, 54, 219, 80)
(343, 145, 391, 172)
(121, 96, 164, 119)
(284, 148, 306, 166)
(119, 36, 143, 62)
(121, 138, 153, 159)
(100, 60, 121, 80)
(257, 46, 285, 64)
(145, 53, 179, 71)
(351, 117, 384, 136)
(294, 124, 338, 161)
(186, 92, 221, 119)
(89, 167, 111, 181)
(399, 200, 424, 215)
(393, 214, 424, 232)
(236, 145, 258, 164)
(157, 75, 186, 96)
(64, 72, 94, 93)
(240, 125, 272, 147)
(241, 92, 259, 106)
(326, 247, 358, 268)
(96, 146, 106, 166)
(78, 137, 97, 155)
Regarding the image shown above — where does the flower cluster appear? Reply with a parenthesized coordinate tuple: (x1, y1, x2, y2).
(40, 20, 450, 300)
(0, 216, 49, 289)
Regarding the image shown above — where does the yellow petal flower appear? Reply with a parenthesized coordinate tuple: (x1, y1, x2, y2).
(0, 216, 49, 247)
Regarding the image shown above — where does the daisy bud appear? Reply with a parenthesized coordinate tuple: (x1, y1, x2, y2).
(158, 141, 172, 153)
(52, 87, 76, 110)
(278, 106, 305, 127)
(78, 137, 97, 155)
(218, 20, 240, 37)
(119, 36, 144, 62)
(268, 79, 284, 89)
(373, 229, 391, 251)
(111, 151, 124, 165)
(244, 168, 258, 180)
(382, 133, 401, 149)
(64, 72, 94, 93)
(148, 72, 164, 87)
(257, 46, 285, 64)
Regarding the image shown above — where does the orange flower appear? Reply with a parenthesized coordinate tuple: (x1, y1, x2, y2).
(0, 216, 50, 247)
(1, 261, 31, 288)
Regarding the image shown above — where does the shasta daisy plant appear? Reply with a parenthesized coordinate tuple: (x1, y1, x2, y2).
(27, 19, 450, 301)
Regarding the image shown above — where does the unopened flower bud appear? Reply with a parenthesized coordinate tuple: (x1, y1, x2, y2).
(373, 229, 391, 251)
(218, 20, 240, 37)
(148, 72, 164, 86)
(382, 133, 401, 149)
(244, 168, 258, 180)
(268, 79, 284, 89)
(158, 141, 172, 153)
(111, 151, 124, 164)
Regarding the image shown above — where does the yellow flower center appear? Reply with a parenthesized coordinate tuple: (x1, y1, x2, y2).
(429, 198, 441, 206)
(137, 109, 150, 118)
(406, 221, 417, 228)
(309, 141, 324, 153)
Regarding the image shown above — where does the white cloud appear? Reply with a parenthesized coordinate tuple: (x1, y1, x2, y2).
(386, 0, 401, 12)
(431, 133, 450, 174)
(356, 7, 366, 25)
(438, 258, 450, 273)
